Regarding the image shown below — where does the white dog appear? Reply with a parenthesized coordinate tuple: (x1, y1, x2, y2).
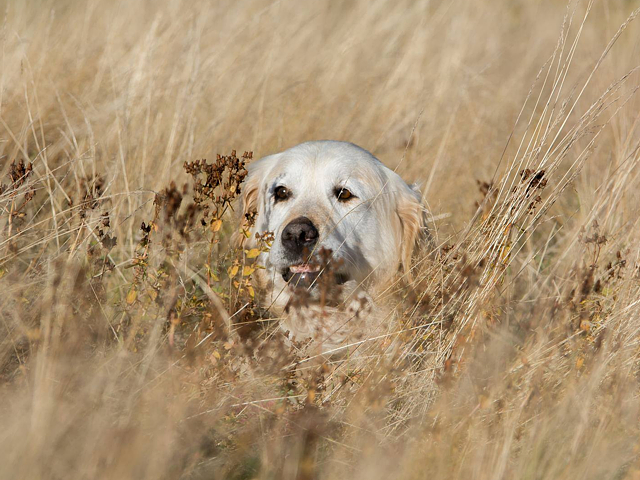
(240, 141, 428, 353)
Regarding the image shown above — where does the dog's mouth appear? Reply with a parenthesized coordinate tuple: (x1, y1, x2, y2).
(281, 263, 350, 289)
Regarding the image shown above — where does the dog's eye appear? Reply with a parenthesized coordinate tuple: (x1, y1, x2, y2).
(274, 186, 290, 202)
(336, 188, 354, 201)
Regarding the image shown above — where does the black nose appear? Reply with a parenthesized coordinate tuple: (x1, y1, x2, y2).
(281, 216, 318, 255)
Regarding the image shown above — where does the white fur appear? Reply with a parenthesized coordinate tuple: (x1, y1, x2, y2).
(241, 141, 426, 353)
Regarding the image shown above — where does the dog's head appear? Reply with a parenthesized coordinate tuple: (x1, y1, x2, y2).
(240, 141, 427, 311)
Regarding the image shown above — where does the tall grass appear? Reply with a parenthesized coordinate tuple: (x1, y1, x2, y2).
(1, 0, 640, 478)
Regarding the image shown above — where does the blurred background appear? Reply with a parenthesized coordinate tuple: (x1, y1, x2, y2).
(2, 0, 637, 238)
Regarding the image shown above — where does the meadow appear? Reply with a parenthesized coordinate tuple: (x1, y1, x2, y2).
(1, 0, 640, 478)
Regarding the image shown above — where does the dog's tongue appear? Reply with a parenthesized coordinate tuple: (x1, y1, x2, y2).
(289, 264, 320, 274)
(286, 264, 320, 288)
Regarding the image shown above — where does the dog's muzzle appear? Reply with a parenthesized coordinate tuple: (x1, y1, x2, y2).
(279, 217, 349, 289)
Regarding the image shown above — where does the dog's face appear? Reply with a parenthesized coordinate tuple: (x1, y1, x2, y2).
(241, 141, 425, 312)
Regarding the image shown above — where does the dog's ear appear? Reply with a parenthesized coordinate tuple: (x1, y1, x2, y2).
(396, 183, 430, 278)
(240, 168, 261, 220)
(239, 155, 275, 219)
(236, 155, 276, 244)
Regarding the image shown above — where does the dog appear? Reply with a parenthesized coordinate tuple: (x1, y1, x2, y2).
(240, 141, 428, 354)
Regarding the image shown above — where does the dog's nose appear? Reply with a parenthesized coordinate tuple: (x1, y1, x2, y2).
(281, 216, 318, 255)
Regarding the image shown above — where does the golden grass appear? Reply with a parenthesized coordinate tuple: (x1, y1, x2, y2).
(1, 0, 640, 478)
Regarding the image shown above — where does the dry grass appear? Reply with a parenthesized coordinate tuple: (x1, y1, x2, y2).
(1, 0, 640, 478)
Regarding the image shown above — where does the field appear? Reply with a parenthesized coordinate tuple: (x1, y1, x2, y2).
(1, 0, 640, 478)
